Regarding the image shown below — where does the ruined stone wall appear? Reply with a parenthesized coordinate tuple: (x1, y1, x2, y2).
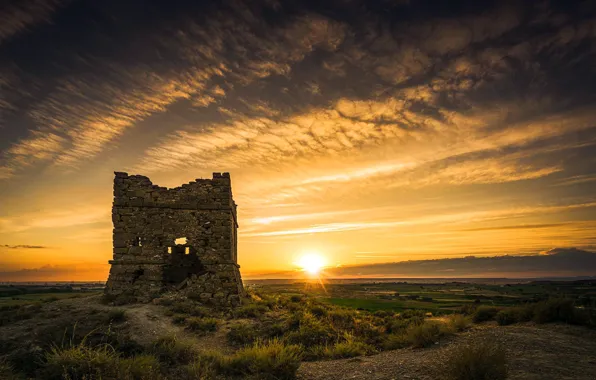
(104, 172, 244, 306)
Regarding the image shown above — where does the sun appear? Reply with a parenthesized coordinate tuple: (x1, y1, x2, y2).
(297, 253, 326, 276)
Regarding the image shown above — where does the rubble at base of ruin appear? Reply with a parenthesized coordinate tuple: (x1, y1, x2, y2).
(104, 171, 245, 306)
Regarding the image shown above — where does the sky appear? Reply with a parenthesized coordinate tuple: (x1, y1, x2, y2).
(1, 0, 596, 281)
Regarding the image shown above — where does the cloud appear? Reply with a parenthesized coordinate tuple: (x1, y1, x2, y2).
(0, 206, 109, 233)
(0, 263, 107, 282)
(1, 1, 596, 278)
(0, 244, 48, 249)
(241, 202, 596, 238)
(0, 0, 65, 42)
(0, 3, 347, 178)
(459, 223, 569, 232)
(325, 248, 596, 278)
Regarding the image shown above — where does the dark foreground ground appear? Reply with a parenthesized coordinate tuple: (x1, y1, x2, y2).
(299, 323, 596, 380)
(0, 280, 595, 379)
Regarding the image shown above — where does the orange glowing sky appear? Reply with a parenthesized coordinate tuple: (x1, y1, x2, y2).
(1, 1, 596, 281)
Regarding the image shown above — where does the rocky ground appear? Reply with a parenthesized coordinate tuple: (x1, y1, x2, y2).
(298, 323, 596, 380)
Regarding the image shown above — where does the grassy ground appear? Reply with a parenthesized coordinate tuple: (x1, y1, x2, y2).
(0, 280, 594, 379)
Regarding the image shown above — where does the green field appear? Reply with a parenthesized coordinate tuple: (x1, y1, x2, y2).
(0, 292, 101, 306)
(249, 279, 596, 314)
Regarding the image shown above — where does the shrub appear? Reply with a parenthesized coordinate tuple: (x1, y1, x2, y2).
(473, 306, 499, 323)
(309, 305, 328, 318)
(495, 309, 518, 326)
(151, 335, 197, 365)
(373, 310, 394, 318)
(187, 317, 218, 334)
(290, 295, 303, 303)
(221, 339, 302, 380)
(444, 341, 507, 380)
(406, 321, 445, 348)
(189, 306, 212, 317)
(262, 322, 286, 339)
(106, 309, 127, 323)
(44, 341, 161, 380)
(382, 333, 410, 350)
(169, 300, 195, 314)
(228, 323, 258, 346)
(448, 314, 471, 331)
(386, 318, 414, 334)
(233, 303, 268, 319)
(43, 342, 120, 380)
(328, 309, 356, 330)
(184, 351, 222, 379)
(324, 339, 375, 359)
(0, 359, 19, 380)
(118, 354, 161, 380)
(532, 298, 575, 324)
(172, 314, 187, 325)
(459, 304, 478, 316)
(284, 317, 336, 347)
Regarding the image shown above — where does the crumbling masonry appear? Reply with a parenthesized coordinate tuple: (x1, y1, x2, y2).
(105, 172, 245, 306)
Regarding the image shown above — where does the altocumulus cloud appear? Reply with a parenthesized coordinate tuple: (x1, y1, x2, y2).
(1, 0, 596, 276)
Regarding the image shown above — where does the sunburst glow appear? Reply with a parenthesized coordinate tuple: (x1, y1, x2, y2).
(296, 253, 326, 275)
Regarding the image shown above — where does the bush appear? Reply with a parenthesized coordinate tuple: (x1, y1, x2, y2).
(184, 351, 222, 379)
(228, 323, 258, 346)
(118, 354, 161, 380)
(0, 358, 19, 380)
(284, 316, 336, 347)
(473, 306, 499, 323)
(406, 321, 446, 348)
(382, 333, 410, 350)
(444, 341, 507, 380)
(532, 298, 575, 324)
(261, 322, 286, 339)
(448, 314, 471, 331)
(233, 303, 268, 319)
(459, 303, 478, 316)
(328, 309, 356, 330)
(495, 309, 518, 326)
(43, 343, 119, 380)
(172, 314, 187, 325)
(221, 339, 302, 380)
(187, 317, 218, 334)
(309, 305, 327, 318)
(169, 300, 195, 314)
(106, 309, 127, 323)
(386, 318, 414, 334)
(151, 335, 197, 365)
(324, 339, 375, 359)
(373, 310, 394, 318)
(44, 341, 161, 380)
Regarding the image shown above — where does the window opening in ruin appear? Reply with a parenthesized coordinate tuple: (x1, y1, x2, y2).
(167, 247, 172, 254)
(185, 247, 190, 254)
(175, 237, 187, 245)
(132, 236, 142, 246)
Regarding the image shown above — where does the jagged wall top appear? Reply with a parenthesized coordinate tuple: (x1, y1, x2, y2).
(113, 172, 235, 212)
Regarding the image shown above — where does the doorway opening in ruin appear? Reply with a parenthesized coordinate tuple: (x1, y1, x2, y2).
(163, 237, 205, 286)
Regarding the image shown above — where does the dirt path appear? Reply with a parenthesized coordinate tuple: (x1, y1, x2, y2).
(112, 300, 234, 353)
(298, 324, 596, 380)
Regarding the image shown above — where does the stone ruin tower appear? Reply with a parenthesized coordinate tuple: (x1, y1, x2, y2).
(105, 172, 245, 306)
